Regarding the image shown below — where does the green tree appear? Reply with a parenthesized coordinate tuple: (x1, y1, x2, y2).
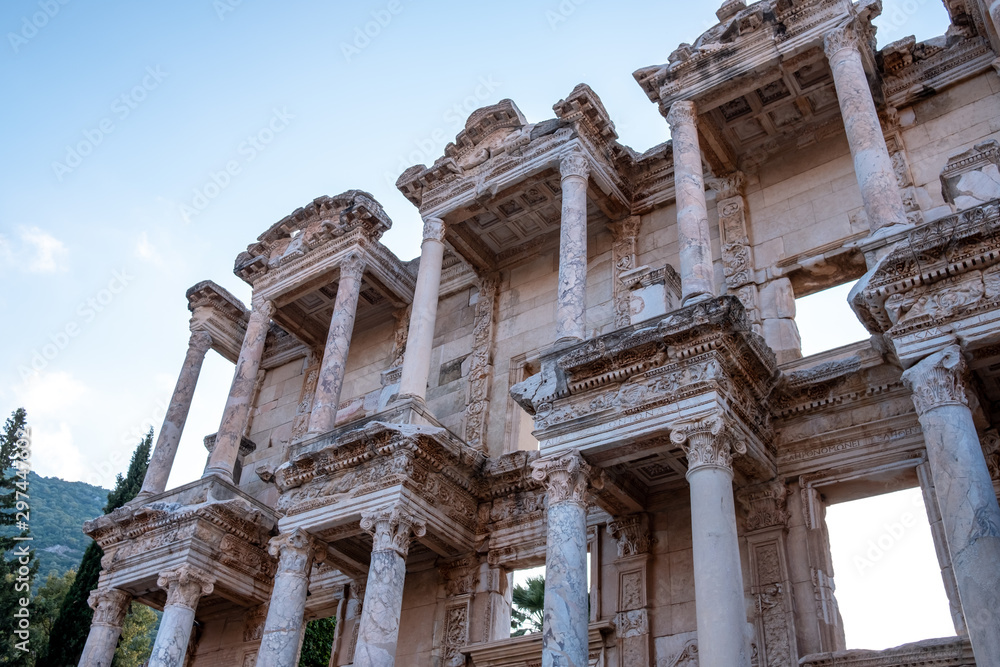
(31, 568, 76, 661)
(299, 617, 337, 667)
(112, 602, 159, 667)
(37, 429, 152, 667)
(511, 575, 545, 637)
(0, 408, 37, 665)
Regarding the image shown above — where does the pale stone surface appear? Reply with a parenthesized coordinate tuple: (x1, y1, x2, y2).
(902, 346, 1000, 665)
(140, 330, 213, 498)
(667, 101, 715, 304)
(556, 148, 591, 343)
(308, 252, 366, 435)
(398, 218, 445, 401)
(78, 588, 131, 667)
(149, 566, 215, 667)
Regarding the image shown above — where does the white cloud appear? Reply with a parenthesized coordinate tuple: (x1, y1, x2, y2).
(0, 226, 70, 273)
(134, 230, 165, 266)
(17, 371, 89, 417)
(28, 422, 85, 481)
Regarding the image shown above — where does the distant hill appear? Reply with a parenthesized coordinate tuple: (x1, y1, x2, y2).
(1, 471, 109, 580)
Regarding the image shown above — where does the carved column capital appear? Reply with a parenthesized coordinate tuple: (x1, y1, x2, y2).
(268, 527, 327, 576)
(670, 412, 746, 474)
(531, 451, 604, 506)
(901, 345, 970, 416)
(666, 100, 698, 131)
(737, 480, 790, 531)
(823, 22, 864, 60)
(339, 250, 367, 282)
(88, 587, 132, 627)
(559, 147, 590, 181)
(157, 565, 216, 610)
(422, 217, 446, 243)
(188, 329, 213, 356)
(361, 505, 427, 559)
(607, 514, 656, 558)
(250, 298, 276, 321)
(708, 171, 746, 199)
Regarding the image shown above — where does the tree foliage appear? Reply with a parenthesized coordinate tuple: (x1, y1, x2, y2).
(37, 429, 152, 667)
(30, 569, 75, 661)
(299, 617, 337, 666)
(112, 602, 160, 667)
(511, 575, 545, 637)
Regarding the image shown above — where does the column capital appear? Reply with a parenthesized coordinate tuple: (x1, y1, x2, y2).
(339, 250, 366, 282)
(736, 479, 790, 531)
(670, 412, 746, 475)
(608, 215, 642, 242)
(268, 527, 327, 576)
(607, 513, 656, 558)
(361, 505, 427, 558)
(188, 329, 213, 355)
(666, 99, 698, 130)
(559, 147, 590, 181)
(823, 21, 866, 60)
(708, 171, 746, 199)
(157, 565, 216, 610)
(87, 587, 132, 627)
(250, 298, 276, 321)
(901, 345, 970, 415)
(531, 451, 604, 506)
(422, 217, 446, 243)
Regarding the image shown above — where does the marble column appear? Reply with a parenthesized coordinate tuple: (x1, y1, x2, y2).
(824, 23, 908, 233)
(915, 461, 967, 635)
(671, 414, 751, 667)
(307, 252, 366, 435)
(138, 330, 213, 500)
(354, 505, 427, 667)
(78, 587, 131, 667)
(901, 346, 1000, 664)
(667, 100, 715, 305)
(204, 299, 274, 482)
(530, 452, 601, 667)
(398, 218, 446, 402)
(556, 147, 591, 343)
(148, 566, 215, 667)
(256, 528, 326, 667)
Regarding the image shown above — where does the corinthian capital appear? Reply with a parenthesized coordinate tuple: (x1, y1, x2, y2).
(88, 587, 132, 627)
(823, 22, 864, 59)
(901, 345, 970, 416)
(666, 100, 698, 131)
(268, 527, 327, 576)
(737, 480, 790, 531)
(531, 451, 603, 506)
(708, 171, 746, 199)
(188, 329, 213, 355)
(422, 217, 446, 243)
(670, 412, 746, 474)
(339, 250, 366, 282)
(361, 505, 427, 558)
(157, 565, 216, 610)
(250, 298, 276, 321)
(607, 513, 655, 558)
(559, 147, 590, 181)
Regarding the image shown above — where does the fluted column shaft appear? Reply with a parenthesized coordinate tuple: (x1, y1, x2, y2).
(556, 148, 591, 343)
(139, 330, 213, 499)
(204, 299, 274, 481)
(671, 416, 751, 667)
(308, 252, 366, 435)
(354, 506, 426, 667)
(667, 100, 715, 305)
(78, 588, 131, 667)
(825, 24, 908, 232)
(149, 566, 215, 667)
(531, 453, 600, 667)
(398, 218, 445, 401)
(256, 529, 324, 667)
(902, 346, 1000, 664)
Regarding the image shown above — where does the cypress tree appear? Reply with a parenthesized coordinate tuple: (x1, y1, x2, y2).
(38, 428, 152, 667)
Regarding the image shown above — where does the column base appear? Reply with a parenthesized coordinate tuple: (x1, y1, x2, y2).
(201, 468, 235, 484)
(681, 292, 715, 307)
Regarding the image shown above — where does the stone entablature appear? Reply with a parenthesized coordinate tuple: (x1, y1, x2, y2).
(799, 636, 975, 666)
(187, 280, 249, 363)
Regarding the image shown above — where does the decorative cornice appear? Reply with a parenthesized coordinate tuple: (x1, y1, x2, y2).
(88, 587, 131, 627)
(360, 505, 427, 558)
(158, 565, 216, 610)
(530, 451, 603, 506)
(670, 412, 746, 474)
(900, 345, 969, 416)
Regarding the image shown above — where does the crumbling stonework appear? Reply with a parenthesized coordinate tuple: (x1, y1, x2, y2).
(79, 1, 1000, 665)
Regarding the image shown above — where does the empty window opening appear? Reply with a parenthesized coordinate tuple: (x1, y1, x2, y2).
(826, 488, 955, 649)
(874, 0, 952, 46)
(795, 281, 870, 357)
(509, 553, 593, 637)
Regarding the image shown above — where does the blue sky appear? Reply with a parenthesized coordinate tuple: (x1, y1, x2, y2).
(1, 0, 953, 646)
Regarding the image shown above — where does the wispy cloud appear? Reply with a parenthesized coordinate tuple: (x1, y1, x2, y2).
(134, 230, 164, 266)
(0, 225, 70, 273)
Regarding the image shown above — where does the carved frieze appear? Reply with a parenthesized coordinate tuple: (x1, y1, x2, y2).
(606, 514, 655, 558)
(466, 274, 500, 451)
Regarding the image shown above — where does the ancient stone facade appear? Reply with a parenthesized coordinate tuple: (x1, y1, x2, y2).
(80, 1, 1000, 665)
